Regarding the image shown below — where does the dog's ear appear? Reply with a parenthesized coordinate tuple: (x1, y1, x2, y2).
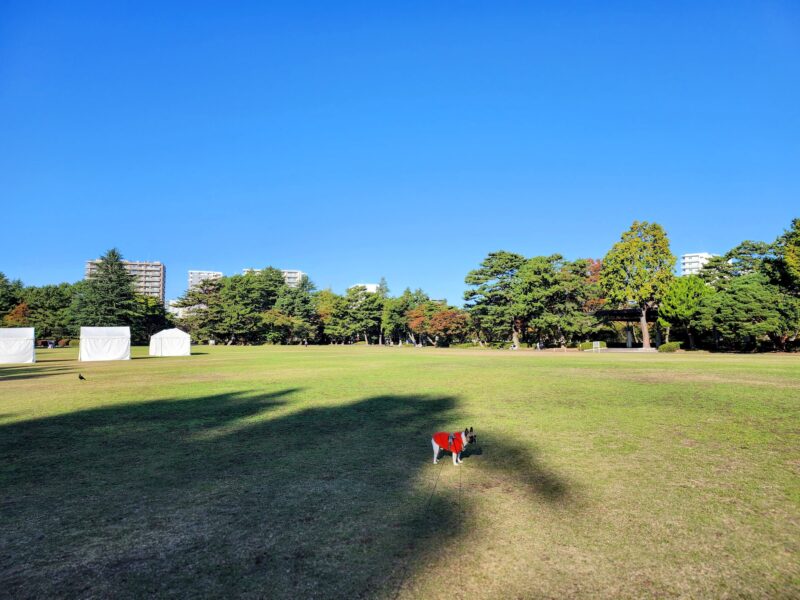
(470, 427, 473, 432)
(464, 428, 468, 435)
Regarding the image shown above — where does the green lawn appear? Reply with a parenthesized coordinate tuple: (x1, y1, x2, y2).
(1, 346, 798, 598)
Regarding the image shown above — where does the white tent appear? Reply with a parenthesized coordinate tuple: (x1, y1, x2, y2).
(149, 328, 191, 357)
(0, 328, 36, 364)
(79, 327, 130, 361)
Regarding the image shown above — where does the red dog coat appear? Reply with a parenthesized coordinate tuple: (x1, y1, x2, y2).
(432, 431, 464, 454)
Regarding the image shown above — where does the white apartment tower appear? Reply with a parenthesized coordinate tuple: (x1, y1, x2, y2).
(281, 270, 306, 287)
(188, 270, 223, 290)
(85, 260, 166, 302)
(242, 268, 307, 288)
(681, 252, 716, 276)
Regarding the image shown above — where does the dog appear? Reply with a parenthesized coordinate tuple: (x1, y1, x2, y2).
(431, 427, 476, 465)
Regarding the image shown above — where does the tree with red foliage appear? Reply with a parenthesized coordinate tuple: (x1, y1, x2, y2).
(406, 303, 469, 346)
(428, 309, 469, 342)
(3, 302, 30, 327)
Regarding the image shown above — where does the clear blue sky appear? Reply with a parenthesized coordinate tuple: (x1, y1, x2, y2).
(1, 1, 798, 305)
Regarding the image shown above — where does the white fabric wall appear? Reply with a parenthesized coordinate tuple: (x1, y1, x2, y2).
(0, 328, 36, 364)
(149, 329, 191, 356)
(79, 327, 131, 361)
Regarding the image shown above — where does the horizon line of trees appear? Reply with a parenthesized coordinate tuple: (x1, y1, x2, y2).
(2, 217, 798, 352)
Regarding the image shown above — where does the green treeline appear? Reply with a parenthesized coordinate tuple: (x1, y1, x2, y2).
(2, 218, 798, 351)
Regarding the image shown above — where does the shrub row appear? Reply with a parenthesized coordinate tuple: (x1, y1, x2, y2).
(658, 341, 682, 353)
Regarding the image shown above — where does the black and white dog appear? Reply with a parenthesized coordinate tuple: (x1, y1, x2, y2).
(431, 427, 477, 465)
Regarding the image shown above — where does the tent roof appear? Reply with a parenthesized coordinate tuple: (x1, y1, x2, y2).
(151, 328, 191, 339)
(0, 327, 35, 339)
(80, 327, 130, 337)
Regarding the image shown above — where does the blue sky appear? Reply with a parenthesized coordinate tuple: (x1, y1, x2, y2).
(1, 1, 798, 305)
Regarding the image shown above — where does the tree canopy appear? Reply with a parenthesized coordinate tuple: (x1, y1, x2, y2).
(601, 221, 675, 348)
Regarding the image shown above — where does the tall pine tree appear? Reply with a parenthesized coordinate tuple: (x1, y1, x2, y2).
(70, 249, 138, 328)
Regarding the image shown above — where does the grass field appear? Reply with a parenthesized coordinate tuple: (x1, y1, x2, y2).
(1, 346, 799, 599)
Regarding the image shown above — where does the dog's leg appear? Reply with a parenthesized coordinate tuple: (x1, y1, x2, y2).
(431, 439, 439, 464)
(452, 451, 458, 465)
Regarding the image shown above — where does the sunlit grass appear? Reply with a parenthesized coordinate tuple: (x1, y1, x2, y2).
(1, 346, 798, 598)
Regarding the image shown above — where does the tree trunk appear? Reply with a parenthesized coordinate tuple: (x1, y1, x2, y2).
(363, 332, 369, 345)
(639, 307, 651, 349)
(511, 322, 521, 348)
(379, 332, 384, 345)
(665, 327, 671, 344)
(687, 329, 694, 350)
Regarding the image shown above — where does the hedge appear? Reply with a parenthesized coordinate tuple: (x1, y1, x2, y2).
(658, 341, 682, 353)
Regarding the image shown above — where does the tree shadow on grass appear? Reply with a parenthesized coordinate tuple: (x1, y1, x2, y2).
(0, 389, 573, 598)
(0, 365, 75, 382)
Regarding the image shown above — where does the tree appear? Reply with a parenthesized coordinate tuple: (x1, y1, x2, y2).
(130, 296, 172, 344)
(344, 286, 382, 344)
(426, 307, 469, 346)
(601, 221, 675, 348)
(175, 278, 225, 343)
(69, 249, 138, 329)
(513, 255, 601, 347)
(23, 283, 76, 339)
(582, 258, 606, 313)
(3, 302, 29, 327)
(464, 251, 526, 346)
(377, 277, 390, 298)
(657, 275, 711, 348)
(216, 275, 271, 344)
(249, 267, 288, 310)
(700, 241, 775, 290)
(0, 272, 24, 321)
(406, 305, 428, 345)
(380, 288, 423, 345)
(273, 276, 317, 343)
(696, 273, 784, 351)
(313, 289, 351, 343)
(773, 218, 800, 293)
(261, 309, 313, 344)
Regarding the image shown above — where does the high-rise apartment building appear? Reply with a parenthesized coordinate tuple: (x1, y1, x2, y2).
(242, 268, 307, 288)
(188, 270, 223, 290)
(85, 260, 166, 301)
(281, 270, 306, 287)
(681, 252, 717, 276)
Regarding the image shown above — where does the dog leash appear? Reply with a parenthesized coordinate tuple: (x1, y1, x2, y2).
(390, 434, 482, 599)
(390, 457, 445, 600)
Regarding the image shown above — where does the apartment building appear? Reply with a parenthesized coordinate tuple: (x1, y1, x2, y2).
(85, 260, 166, 302)
(242, 268, 307, 288)
(681, 252, 717, 276)
(188, 270, 223, 290)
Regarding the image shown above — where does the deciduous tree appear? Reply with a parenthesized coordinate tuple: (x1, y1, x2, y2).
(3, 302, 29, 327)
(657, 275, 711, 348)
(601, 221, 675, 348)
(0, 272, 24, 321)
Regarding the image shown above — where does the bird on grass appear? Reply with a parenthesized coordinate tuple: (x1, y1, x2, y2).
(78, 374, 86, 381)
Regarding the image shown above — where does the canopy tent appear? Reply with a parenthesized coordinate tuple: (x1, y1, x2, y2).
(149, 328, 191, 357)
(0, 328, 36, 364)
(79, 327, 130, 361)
